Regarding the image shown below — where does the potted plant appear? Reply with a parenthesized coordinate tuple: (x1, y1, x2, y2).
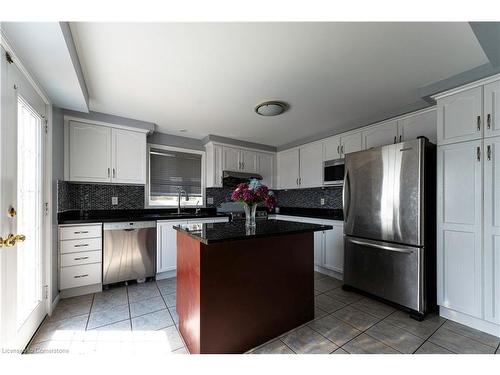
(231, 179, 277, 227)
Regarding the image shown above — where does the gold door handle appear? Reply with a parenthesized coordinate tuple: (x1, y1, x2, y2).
(0, 234, 26, 248)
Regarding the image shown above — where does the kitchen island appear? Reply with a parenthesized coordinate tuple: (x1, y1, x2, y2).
(174, 219, 332, 354)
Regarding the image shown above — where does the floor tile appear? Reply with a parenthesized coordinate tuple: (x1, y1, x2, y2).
(365, 320, 424, 353)
(127, 282, 161, 303)
(332, 348, 349, 354)
(324, 287, 363, 305)
(281, 326, 338, 354)
(163, 293, 176, 308)
(315, 294, 347, 313)
(429, 327, 496, 354)
(91, 319, 131, 332)
(158, 284, 177, 296)
(92, 287, 128, 312)
(158, 325, 185, 351)
(414, 341, 453, 354)
(314, 277, 342, 293)
(332, 305, 381, 331)
(58, 293, 94, 306)
(314, 289, 323, 296)
(308, 314, 361, 347)
(173, 347, 189, 354)
(131, 308, 174, 331)
(383, 311, 446, 339)
(342, 334, 400, 354)
(314, 272, 328, 280)
(350, 298, 396, 319)
(49, 299, 92, 322)
(87, 304, 130, 330)
(32, 314, 89, 344)
(27, 339, 72, 354)
(315, 306, 328, 319)
(129, 296, 166, 318)
(168, 307, 179, 324)
(156, 277, 176, 288)
(441, 320, 500, 348)
(251, 340, 294, 354)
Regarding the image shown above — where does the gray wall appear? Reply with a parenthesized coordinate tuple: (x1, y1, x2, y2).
(148, 132, 205, 151)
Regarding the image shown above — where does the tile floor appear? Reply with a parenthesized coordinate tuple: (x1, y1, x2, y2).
(27, 273, 500, 355)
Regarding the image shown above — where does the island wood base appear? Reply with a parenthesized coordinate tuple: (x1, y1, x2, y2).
(176, 231, 315, 354)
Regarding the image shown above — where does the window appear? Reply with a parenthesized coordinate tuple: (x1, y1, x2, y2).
(147, 145, 204, 207)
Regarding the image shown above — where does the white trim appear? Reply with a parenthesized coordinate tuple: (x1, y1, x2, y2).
(63, 115, 151, 134)
(432, 73, 500, 100)
(145, 143, 206, 208)
(44, 104, 53, 315)
(206, 140, 276, 155)
(314, 265, 343, 281)
(49, 293, 60, 316)
(439, 306, 500, 338)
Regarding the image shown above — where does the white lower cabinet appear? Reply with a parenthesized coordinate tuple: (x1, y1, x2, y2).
(156, 217, 229, 274)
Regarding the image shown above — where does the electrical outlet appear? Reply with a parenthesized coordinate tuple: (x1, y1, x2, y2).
(320, 198, 325, 206)
(111, 196, 118, 205)
(207, 197, 214, 205)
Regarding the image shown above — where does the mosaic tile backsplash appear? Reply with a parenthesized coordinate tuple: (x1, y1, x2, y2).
(58, 180, 145, 211)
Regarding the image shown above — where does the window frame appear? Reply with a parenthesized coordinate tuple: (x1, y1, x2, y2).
(145, 143, 206, 208)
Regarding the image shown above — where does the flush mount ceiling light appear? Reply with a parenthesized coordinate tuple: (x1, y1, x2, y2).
(255, 101, 289, 116)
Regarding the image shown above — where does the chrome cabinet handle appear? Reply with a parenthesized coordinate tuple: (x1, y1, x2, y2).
(477, 116, 481, 131)
(74, 256, 89, 260)
(487, 114, 491, 130)
(394, 136, 397, 144)
(113, 168, 116, 178)
(477, 146, 481, 162)
(341, 145, 344, 154)
(74, 274, 89, 278)
(337, 145, 340, 155)
(74, 231, 89, 234)
(349, 239, 414, 254)
(399, 135, 402, 142)
(107, 168, 110, 178)
(299, 177, 301, 185)
(487, 145, 492, 161)
(74, 244, 89, 247)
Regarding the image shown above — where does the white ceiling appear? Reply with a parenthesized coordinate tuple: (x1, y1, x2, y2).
(70, 22, 488, 147)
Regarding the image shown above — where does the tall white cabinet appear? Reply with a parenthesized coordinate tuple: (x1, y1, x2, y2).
(435, 75, 500, 337)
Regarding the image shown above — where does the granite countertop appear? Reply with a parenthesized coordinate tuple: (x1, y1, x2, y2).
(273, 207, 344, 221)
(57, 208, 230, 224)
(174, 219, 333, 245)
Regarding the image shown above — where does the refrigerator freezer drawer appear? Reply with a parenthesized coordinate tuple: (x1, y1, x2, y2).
(343, 236, 424, 313)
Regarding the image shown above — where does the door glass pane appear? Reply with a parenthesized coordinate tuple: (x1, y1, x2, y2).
(16, 96, 43, 329)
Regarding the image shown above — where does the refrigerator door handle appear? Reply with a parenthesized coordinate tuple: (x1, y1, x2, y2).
(343, 170, 351, 223)
(348, 239, 414, 254)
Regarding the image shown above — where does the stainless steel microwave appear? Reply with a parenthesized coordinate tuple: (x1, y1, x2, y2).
(323, 159, 345, 185)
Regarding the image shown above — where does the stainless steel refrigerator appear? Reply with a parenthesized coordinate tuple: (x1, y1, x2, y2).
(343, 137, 436, 318)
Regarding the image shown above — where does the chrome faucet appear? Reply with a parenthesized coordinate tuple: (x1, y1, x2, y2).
(177, 188, 189, 214)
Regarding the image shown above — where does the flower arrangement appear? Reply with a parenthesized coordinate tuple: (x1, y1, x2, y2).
(231, 178, 277, 212)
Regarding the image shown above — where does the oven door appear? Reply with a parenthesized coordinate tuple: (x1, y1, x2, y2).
(323, 159, 345, 185)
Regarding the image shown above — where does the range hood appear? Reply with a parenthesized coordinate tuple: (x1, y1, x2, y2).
(222, 170, 262, 188)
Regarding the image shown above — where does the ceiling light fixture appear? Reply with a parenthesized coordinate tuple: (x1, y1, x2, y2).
(255, 101, 289, 116)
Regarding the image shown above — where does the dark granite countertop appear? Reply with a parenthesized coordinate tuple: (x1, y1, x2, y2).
(273, 207, 344, 221)
(57, 208, 230, 224)
(174, 219, 333, 244)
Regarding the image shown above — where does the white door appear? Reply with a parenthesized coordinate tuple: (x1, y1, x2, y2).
(240, 150, 257, 173)
(484, 80, 500, 139)
(398, 109, 437, 144)
(323, 221, 344, 274)
(112, 128, 146, 184)
(437, 140, 483, 318)
(323, 136, 341, 161)
(299, 142, 323, 188)
(484, 137, 500, 323)
(277, 149, 300, 189)
(362, 120, 398, 149)
(157, 220, 187, 273)
(340, 132, 363, 156)
(437, 86, 483, 145)
(0, 55, 47, 351)
(257, 153, 274, 188)
(68, 121, 111, 182)
(223, 146, 240, 172)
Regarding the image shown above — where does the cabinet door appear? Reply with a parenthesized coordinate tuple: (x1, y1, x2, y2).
(68, 121, 111, 182)
(484, 80, 500, 139)
(112, 129, 146, 184)
(240, 149, 258, 173)
(484, 138, 500, 323)
(212, 144, 223, 187)
(340, 132, 363, 155)
(299, 142, 323, 188)
(437, 86, 482, 145)
(223, 146, 241, 172)
(437, 140, 483, 318)
(323, 221, 344, 273)
(300, 217, 324, 267)
(362, 120, 398, 149)
(257, 153, 275, 188)
(398, 109, 437, 144)
(323, 136, 341, 161)
(157, 220, 187, 273)
(277, 149, 300, 189)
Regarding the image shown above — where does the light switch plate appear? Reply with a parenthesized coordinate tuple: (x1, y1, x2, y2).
(320, 198, 325, 206)
(111, 196, 118, 205)
(207, 197, 214, 205)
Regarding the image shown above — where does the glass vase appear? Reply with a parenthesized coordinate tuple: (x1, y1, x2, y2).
(243, 202, 257, 228)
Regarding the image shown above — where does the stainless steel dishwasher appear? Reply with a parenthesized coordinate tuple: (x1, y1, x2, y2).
(103, 221, 156, 285)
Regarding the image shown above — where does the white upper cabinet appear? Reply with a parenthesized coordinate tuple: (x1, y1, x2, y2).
(437, 86, 483, 145)
(240, 150, 258, 173)
(340, 132, 363, 155)
(67, 120, 147, 184)
(112, 128, 147, 184)
(277, 148, 300, 189)
(323, 136, 341, 161)
(398, 109, 437, 144)
(484, 80, 500, 139)
(298, 142, 323, 188)
(363, 120, 399, 149)
(222, 146, 240, 172)
(68, 121, 112, 183)
(258, 152, 274, 188)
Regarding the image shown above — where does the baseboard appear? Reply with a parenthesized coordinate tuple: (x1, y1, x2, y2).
(156, 270, 177, 280)
(439, 306, 500, 338)
(60, 283, 102, 299)
(314, 265, 343, 281)
(49, 294, 60, 315)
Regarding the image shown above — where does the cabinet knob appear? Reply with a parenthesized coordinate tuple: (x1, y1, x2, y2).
(487, 114, 491, 130)
(477, 146, 481, 162)
(487, 145, 492, 161)
(477, 116, 481, 131)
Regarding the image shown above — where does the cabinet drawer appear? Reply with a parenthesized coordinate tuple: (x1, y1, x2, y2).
(60, 237, 102, 254)
(60, 263, 102, 290)
(61, 250, 102, 267)
(60, 225, 102, 240)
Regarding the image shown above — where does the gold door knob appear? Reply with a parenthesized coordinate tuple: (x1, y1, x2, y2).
(0, 234, 26, 247)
